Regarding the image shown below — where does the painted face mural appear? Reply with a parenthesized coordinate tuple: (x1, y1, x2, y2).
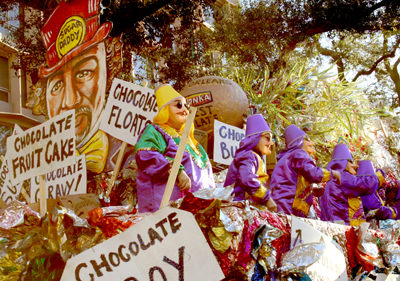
(46, 42, 107, 145)
(27, 0, 128, 174)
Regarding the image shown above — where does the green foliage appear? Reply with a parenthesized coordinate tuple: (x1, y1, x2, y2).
(208, 0, 400, 77)
(230, 64, 383, 165)
(2, 0, 400, 91)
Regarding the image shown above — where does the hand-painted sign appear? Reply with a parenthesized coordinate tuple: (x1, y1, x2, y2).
(7, 110, 76, 186)
(213, 120, 245, 165)
(0, 125, 24, 203)
(30, 154, 86, 202)
(100, 78, 158, 146)
(291, 216, 348, 281)
(61, 207, 225, 281)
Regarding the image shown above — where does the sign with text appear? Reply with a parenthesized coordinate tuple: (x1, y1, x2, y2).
(30, 154, 86, 202)
(0, 125, 24, 203)
(100, 78, 158, 146)
(61, 207, 225, 281)
(291, 216, 347, 281)
(7, 110, 76, 186)
(213, 120, 245, 165)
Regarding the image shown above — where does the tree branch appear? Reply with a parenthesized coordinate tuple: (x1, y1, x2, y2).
(316, 42, 347, 82)
(352, 36, 400, 82)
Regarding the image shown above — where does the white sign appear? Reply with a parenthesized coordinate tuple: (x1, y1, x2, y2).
(291, 216, 348, 281)
(376, 274, 400, 281)
(7, 110, 76, 186)
(61, 207, 225, 281)
(30, 154, 87, 202)
(0, 125, 24, 203)
(213, 120, 245, 165)
(100, 78, 158, 146)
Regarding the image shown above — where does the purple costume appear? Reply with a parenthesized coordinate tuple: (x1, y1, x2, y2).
(359, 161, 396, 220)
(320, 157, 384, 226)
(224, 134, 271, 204)
(135, 124, 215, 212)
(270, 138, 330, 217)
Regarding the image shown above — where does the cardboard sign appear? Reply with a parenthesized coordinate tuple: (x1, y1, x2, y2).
(61, 207, 225, 281)
(291, 216, 348, 281)
(56, 193, 101, 218)
(194, 129, 208, 152)
(100, 78, 158, 146)
(7, 110, 76, 186)
(30, 154, 87, 202)
(376, 274, 400, 281)
(213, 120, 245, 165)
(0, 125, 24, 203)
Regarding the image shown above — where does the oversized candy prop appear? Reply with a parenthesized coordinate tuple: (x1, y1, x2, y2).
(180, 76, 249, 159)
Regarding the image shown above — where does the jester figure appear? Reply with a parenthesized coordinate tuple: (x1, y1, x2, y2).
(359, 160, 396, 221)
(135, 84, 215, 213)
(270, 125, 338, 217)
(320, 144, 385, 226)
(224, 114, 277, 211)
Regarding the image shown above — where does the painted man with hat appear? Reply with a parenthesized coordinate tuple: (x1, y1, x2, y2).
(135, 84, 215, 213)
(320, 144, 385, 226)
(224, 114, 277, 211)
(270, 124, 339, 217)
(28, 0, 131, 174)
(358, 160, 397, 220)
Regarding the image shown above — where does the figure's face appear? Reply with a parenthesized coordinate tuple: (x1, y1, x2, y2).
(256, 132, 274, 155)
(46, 42, 107, 145)
(302, 135, 316, 156)
(345, 161, 358, 175)
(167, 97, 189, 130)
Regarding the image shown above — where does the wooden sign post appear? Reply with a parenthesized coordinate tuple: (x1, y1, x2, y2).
(106, 141, 127, 197)
(160, 107, 197, 209)
(39, 175, 47, 217)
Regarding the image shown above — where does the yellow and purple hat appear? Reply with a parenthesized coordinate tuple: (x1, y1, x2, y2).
(154, 84, 182, 110)
(38, 0, 112, 78)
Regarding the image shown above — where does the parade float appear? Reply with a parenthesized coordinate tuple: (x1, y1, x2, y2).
(1, 0, 400, 280)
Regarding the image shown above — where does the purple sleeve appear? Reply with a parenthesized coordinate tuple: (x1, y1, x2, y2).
(376, 206, 396, 220)
(377, 185, 386, 202)
(237, 152, 271, 203)
(340, 172, 379, 197)
(136, 150, 170, 179)
(291, 150, 324, 183)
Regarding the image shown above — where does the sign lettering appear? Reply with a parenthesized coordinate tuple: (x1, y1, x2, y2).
(61, 208, 224, 281)
(30, 154, 86, 202)
(7, 110, 76, 186)
(100, 79, 158, 145)
(213, 120, 245, 165)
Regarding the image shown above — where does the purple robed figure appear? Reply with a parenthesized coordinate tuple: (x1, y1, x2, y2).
(359, 161, 396, 220)
(270, 125, 331, 217)
(135, 84, 214, 213)
(320, 145, 385, 226)
(224, 114, 276, 209)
